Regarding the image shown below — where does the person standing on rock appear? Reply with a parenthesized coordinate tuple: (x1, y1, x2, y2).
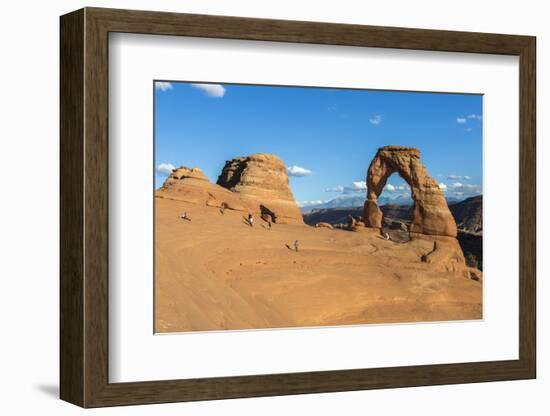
(294, 240, 299, 252)
(220, 203, 226, 215)
(248, 213, 254, 227)
(348, 214, 356, 230)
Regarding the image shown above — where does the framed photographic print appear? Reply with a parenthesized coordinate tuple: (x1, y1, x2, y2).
(60, 7, 536, 408)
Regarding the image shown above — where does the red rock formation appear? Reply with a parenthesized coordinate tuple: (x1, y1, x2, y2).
(157, 166, 247, 210)
(363, 146, 457, 237)
(217, 154, 303, 224)
(156, 154, 304, 224)
(167, 166, 208, 182)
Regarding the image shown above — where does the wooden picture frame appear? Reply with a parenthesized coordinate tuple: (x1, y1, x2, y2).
(60, 7, 536, 408)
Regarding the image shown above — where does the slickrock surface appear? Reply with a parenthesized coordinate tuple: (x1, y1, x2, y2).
(155, 197, 482, 333)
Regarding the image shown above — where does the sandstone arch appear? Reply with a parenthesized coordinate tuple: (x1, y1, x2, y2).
(363, 146, 457, 237)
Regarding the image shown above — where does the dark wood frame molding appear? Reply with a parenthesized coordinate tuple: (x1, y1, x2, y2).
(60, 7, 536, 408)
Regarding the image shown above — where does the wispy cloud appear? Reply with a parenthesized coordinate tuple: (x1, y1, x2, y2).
(324, 181, 366, 194)
(452, 182, 480, 191)
(298, 199, 328, 207)
(156, 162, 175, 176)
(287, 165, 313, 177)
(351, 181, 367, 190)
(325, 185, 345, 192)
(191, 83, 226, 98)
(381, 183, 410, 195)
(447, 175, 472, 180)
(325, 181, 411, 194)
(155, 82, 173, 92)
(328, 180, 411, 195)
(456, 113, 482, 125)
(369, 115, 383, 126)
(447, 182, 482, 199)
(318, 178, 477, 206)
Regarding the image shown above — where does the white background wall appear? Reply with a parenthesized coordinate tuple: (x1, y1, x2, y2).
(0, 0, 546, 414)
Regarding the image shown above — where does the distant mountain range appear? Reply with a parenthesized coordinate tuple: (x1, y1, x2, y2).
(449, 195, 482, 234)
(300, 194, 465, 213)
(303, 195, 482, 233)
(316, 195, 483, 234)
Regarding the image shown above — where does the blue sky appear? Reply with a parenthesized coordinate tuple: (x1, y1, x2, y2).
(154, 81, 483, 206)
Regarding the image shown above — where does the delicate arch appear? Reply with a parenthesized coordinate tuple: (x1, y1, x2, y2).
(363, 146, 457, 237)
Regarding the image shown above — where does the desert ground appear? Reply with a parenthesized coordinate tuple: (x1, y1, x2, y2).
(155, 196, 482, 333)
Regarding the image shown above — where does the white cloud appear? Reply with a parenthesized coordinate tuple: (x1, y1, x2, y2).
(191, 83, 226, 98)
(325, 181, 366, 194)
(369, 115, 383, 125)
(325, 185, 345, 192)
(456, 113, 481, 127)
(454, 183, 480, 191)
(450, 182, 481, 193)
(448, 182, 482, 199)
(378, 181, 411, 200)
(298, 199, 327, 207)
(333, 181, 367, 193)
(447, 175, 472, 180)
(325, 180, 411, 196)
(156, 162, 176, 176)
(334, 180, 411, 194)
(351, 181, 367, 190)
(155, 82, 172, 92)
(322, 175, 482, 203)
(287, 165, 313, 177)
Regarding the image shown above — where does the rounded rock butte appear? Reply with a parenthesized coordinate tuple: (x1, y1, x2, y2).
(363, 145, 458, 238)
(217, 153, 303, 224)
(156, 154, 304, 224)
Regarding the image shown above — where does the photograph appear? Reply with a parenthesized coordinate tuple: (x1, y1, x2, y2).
(154, 81, 484, 333)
